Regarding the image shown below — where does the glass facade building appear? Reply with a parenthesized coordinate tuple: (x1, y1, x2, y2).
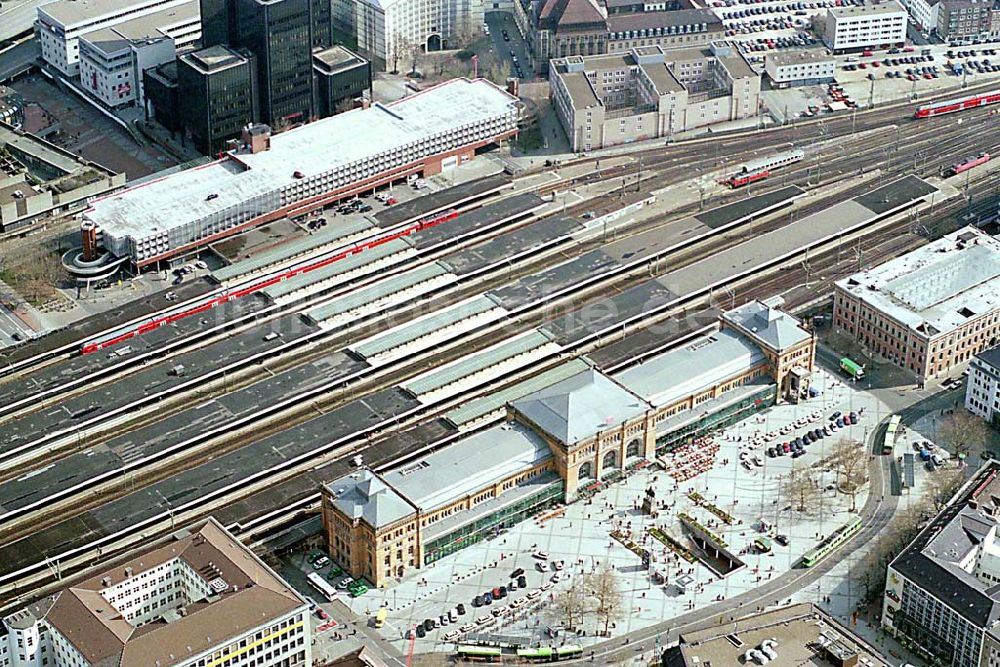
(423, 480, 564, 565)
(235, 0, 316, 126)
(177, 45, 258, 154)
(655, 384, 777, 453)
(313, 45, 371, 117)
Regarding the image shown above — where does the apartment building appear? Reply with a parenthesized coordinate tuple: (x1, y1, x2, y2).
(84, 78, 520, 267)
(77, 0, 200, 109)
(883, 461, 1000, 667)
(936, 0, 1000, 42)
(966, 346, 1000, 425)
(832, 227, 1000, 382)
(764, 50, 836, 87)
(0, 518, 311, 667)
(550, 43, 759, 152)
(35, 0, 198, 76)
(824, 0, 907, 51)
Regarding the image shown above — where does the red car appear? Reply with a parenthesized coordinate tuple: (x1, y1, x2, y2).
(385, 197, 398, 206)
(316, 608, 329, 620)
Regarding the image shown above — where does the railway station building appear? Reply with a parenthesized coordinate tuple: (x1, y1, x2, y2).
(323, 300, 815, 587)
(0, 517, 312, 667)
(883, 460, 1000, 667)
(833, 226, 1000, 382)
(549, 43, 760, 151)
(82, 77, 520, 269)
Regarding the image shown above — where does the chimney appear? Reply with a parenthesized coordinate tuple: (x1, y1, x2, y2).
(124, 566, 133, 578)
(241, 123, 272, 154)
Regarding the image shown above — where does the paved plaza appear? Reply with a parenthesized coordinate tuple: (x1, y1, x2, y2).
(285, 367, 901, 655)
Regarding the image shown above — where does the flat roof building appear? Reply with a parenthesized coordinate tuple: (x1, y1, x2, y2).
(884, 461, 1000, 667)
(833, 226, 1000, 381)
(35, 0, 198, 77)
(764, 50, 836, 87)
(77, 0, 201, 110)
(312, 45, 372, 118)
(550, 43, 760, 152)
(966, 346, 1000, 426)
(177, 45, 259, 155)
(671, 603, 891, 667)
(84, 77, 520, 268)
(824, 0, 907, 51)
(0, 517, 311, 667)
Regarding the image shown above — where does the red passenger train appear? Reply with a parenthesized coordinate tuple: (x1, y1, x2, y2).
(80, 209, 460, 354)
(948, 152, 991, 176)
(914, 90, 1000, 118)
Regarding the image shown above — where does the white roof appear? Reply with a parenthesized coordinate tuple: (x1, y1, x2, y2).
(85, 78, 519, 242)
(835, 227, 1000, 338)
(38, 0, 192, 29)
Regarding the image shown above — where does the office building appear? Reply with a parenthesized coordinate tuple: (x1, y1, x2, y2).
(35, 0, 198, 77)
(323, 301, 814, 586)
(313, 45, 372, 118)
(77, 0, 200, 110)
(606, 8, 726, 52)
(333, 0, 484, 71)
(84, 78, 520, 268)
(0, 517, 311, 667)
(833, 227, 1000, 382)
(177, 45, 258, 154)
(966, 346, 1000, 425)
(823, 0, 907, 51)
(143, 61, 182, 134)
(550, 43, 760, 152)
(935, 0, 1000, 42)
(668, 603, 891, 667)
(883, 460, 1000, 667)
(764, 50, 836, 87)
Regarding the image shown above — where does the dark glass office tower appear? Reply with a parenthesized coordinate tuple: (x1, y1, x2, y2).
(199, 0, 237, 47)
(177, 45, 259, 154)
(313, 45, 370, 118)
(311, 0, 333, 48)
(234, 0, 315, 126)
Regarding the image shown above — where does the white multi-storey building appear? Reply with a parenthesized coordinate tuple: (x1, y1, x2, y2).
(824, 0, 907, 51)
(78, 0, 200, 109)
(84, 77, 520, 267)
(35, 0, 198, 77)
(333, 0, 483, 70)
(0, 517, 311, 667)
(764, 50, 836, 86)
(966, 346, 1000, 425)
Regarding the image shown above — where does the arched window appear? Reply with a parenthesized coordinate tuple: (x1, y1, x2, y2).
(626, 440, 641, 459)
(579, 461, 593, 479)
(603, 450, 618, 470)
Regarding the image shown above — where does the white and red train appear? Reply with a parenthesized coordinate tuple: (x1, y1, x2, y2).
(722, 149, 805, 188)
(914, 90, 1000, 118)
(80, 209, 460, 355)
(947, 152, 990, 176)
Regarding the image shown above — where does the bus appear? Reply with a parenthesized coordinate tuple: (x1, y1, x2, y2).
(801, 516, 863, 568)
(306, 571, 338, 602)
(882, 415, 902, 455)
(374, 608, 388, 629)
(456, 645, 502, 662)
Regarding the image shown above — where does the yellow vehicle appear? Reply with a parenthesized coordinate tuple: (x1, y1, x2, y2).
(375, 608, 388, 629)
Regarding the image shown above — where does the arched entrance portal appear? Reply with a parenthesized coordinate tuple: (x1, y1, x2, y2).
(626, 439, 641, 459)
(602, 450, 618, 471)
(426, 34, 442, 51)
(578, 461, 593, 480)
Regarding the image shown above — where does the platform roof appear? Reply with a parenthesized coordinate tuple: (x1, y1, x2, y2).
(614, 329, 764, 408)
(304, 262, 451, 322)
(85, 78, 519, 242)
(403, 329, 556, 397)
(444, 358, 593, 427)
(261, 238, 412, 300)
(351, 295, 504, 359)
(211, 218, 374, 283)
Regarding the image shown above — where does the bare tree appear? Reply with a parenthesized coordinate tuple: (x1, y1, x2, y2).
(585, 563, 624, 636)
(552, 577, 591, 630)
(388, 36, 407, 74)
(335, 97, 356, 115)
(939, 410, 991, 461)
(782, 465, 822, 515)
(405, 38, 423, 76)
(831, 439, 870, 511)
(925, 465, 964, 512)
